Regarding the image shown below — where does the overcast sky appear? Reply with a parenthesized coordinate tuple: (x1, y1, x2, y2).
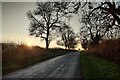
(2, 2, 82, 48)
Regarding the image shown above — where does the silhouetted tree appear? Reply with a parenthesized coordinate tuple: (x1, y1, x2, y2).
(81, 2, 120, 27)
(104, 25, 120, 39)
(27, 2, 80, 49)
(80, 5, 113, 48)
(57, 23, 77, 49)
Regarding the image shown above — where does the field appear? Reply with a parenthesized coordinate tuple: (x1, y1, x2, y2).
(2, 43, 74, 74)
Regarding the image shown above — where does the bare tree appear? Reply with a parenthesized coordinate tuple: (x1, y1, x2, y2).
(104, 26, 120, 39)
(79, 26, 89, 50)
(80, 5, 113, 48)
(27, 2, 80, 49)
(57, 23, 77, 49)
(81, 2, 120, 26)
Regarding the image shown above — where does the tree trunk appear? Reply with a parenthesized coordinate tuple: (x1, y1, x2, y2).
(45, 38, 49, 49)
(46, 27, 49, 49)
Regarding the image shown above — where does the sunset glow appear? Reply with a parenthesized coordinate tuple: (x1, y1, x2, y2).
(2, 2, 83, 50)
(26, 42, 32, 47)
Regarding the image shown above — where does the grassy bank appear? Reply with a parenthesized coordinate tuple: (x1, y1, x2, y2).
(2, 43, 75, 75)
(87, 38, 120, 64)
(80, 51, 120, 79)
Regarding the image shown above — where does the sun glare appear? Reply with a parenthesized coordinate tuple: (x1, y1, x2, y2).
(27, 42, 32, 47)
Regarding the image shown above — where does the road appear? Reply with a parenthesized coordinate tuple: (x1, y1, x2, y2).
(3, 51, 80, 78)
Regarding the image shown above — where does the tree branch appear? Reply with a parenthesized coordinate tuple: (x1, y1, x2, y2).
(49, 9, 59, 28)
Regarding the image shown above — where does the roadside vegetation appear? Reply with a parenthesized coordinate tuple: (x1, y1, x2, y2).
(2, 42, 75, 75)
(80, 38, 120, 79)
(86, 38, 120, 65)
(80, 51, 120, 79)
(79, 3, 120, 79)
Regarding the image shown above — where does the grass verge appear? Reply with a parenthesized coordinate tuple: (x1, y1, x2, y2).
(80, 51, 120, 79)
(3, 47, 75, 75)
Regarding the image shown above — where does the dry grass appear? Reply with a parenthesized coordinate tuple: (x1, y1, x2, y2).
(2, 42, 72, 74)
(86, 38, 120, 64)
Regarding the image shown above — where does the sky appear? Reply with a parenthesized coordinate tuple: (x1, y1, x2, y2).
(2, 2, 83, 49)
(0, 2, 2, 78)
(0, 1, 2, 43)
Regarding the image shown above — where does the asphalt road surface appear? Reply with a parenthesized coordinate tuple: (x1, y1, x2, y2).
(3, 51, 80, 78)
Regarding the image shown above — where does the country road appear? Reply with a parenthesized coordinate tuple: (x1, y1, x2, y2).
(3, 51, 80, 78)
